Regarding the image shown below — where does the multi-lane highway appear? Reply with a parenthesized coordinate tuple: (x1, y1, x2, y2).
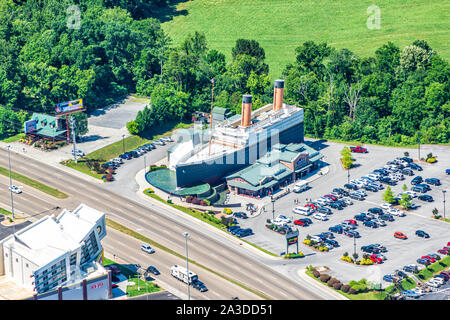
(0, 147, 334, 300)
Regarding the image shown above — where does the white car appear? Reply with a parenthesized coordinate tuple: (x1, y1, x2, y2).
(411, 288, 424, 295)
(342, 197, 353, 205)
(381, 203, 392, 210)
(160, 136, 173, 142)
(292, 206, 312, 215)
(405, 191, 417, 198)
(372, 219, 386, 227)
(354, 190, 367, 197)
(9, 185, 22, 194)
(315, 199, 328, 206)
(275, 215, 291, 224)
(71, 149, 85, 157)
(111, 158, 123, 164)
(388, 207, 405, 216)
(431, 277, 445, 285)
(140, 244, 155, 254)
(312, 213, 328, 221)
(310, 236, 323, 243)
(367, 173, 380, 181)
(271, 219, 288, 226)
(426, 280, 440, 288)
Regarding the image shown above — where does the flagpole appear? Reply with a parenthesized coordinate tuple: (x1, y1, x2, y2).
(208, 78, 214, 155)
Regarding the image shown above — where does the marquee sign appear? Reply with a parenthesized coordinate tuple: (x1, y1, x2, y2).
(285, 230, 299, 254)
(55, 99, 85, 116)
(24, 119, 37, 134)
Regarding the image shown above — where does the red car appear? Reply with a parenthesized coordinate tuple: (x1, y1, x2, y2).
(344, 219, 357, 225)
(350, 146, 368, 153)
(324, 194, 337, 201)
(394, 232, 407, 240)
(304, 203, 318, 211)
(441, 271, 450, 277)
(294, 219, 308, 226)
(370, 254, 383, 264)
(421, 256, 436, 263)
(105, 265, 121, 275)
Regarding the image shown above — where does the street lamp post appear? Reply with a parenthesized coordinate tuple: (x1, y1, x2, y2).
(183, 232, 190, 300)
(7, 145, 14, 220)
(443, 190, 447, 221)
(271, 196, 275, 220)
(347, 167, 350, 184)
(353, 235, 356, 258)
(144, 156, 147, 173)
(122, 134, 125, 154)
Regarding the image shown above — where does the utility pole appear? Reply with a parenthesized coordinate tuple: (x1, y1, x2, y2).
(443, 190, 447, 221)
(271, 196, 275, 220)
(7, 145, 15, 220)
(71, 116, 78, 164)
(183, 232, 190, 300)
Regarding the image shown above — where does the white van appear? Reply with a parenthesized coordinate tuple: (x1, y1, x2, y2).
(293, 181, 309, 193)
(292, 206, 312, 216)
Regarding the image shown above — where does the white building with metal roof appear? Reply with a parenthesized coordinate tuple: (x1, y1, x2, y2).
(0, 204, 108, 297)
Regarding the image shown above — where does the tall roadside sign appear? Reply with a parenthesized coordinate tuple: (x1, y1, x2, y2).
(55, 99, 85, 143)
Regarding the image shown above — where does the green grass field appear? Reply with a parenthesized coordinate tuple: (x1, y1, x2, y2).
(161, 0, 449, 78)
(0, 167, 68, 199)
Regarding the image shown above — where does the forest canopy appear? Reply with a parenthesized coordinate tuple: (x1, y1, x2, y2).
(0, 0, 448, 145)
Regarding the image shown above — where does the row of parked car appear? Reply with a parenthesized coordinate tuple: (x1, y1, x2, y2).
(226, 225, 253, 238)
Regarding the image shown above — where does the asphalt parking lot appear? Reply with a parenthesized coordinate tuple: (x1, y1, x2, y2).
(235, 141, 450, 286)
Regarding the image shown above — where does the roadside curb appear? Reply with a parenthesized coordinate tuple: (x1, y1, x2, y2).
(296, 269, 348, 300)
(134, 168, 282, 261)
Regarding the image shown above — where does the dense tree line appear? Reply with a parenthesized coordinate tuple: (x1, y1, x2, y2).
(282, 40, 449, 145)
(0, 0, 448, 145)
(0, 0, 168, 135)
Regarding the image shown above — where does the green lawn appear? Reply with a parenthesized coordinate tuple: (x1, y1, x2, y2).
(102, 257, 162, 297)
(161, 0, 449, 78)
(0, 207, 12, 216)
(0, 166, 68, 199)
(61, 122, 192, 181)
(105, 218, 271, 299)
(305, 270, 385, 300)
(0, 133, 25, 143)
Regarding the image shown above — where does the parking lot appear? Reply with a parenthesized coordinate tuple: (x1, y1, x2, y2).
(233, 141, 450, 286)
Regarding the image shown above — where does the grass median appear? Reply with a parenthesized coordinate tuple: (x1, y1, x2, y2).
(105, 218, 271, 300)
(61, 122, 192, 181)
(0, 167, 68, 199)
(144, 190, 278, 257)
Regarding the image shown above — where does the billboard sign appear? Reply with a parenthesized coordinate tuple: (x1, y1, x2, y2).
(55, 99, 84, 115)
(286, 231, 299, 245)
(24, 119, 37, 134)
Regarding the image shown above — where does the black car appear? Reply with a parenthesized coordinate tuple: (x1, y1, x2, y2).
(418, 195, 433, 202)
(146, 266, 160, 275)
(325, 239, 339, 247)
(334, 200, 347, 207)
(344, 183, 358, 190)
(233, 212, 248, 219)
(399, 157, 413, 163)
(363, 220, 378, 228)
(129, 150, 139, 158)
(379, 214, 394, 222)
(416, 183, 431, 191)
(328, 202, 344, 210)
(329, 225, 344, 234)
(401, 168, 414, 176)
(349, 193, 364, 201)
(411, 176, 423, 185)
(425, 178, 441, 186)
(333, 188, 349, 196)
(403, 265, 418, 273)
(191, 280, 208, 292)
(363, 185, 378, 192)
(415, 230, 430, 238)
(380, 177, 396, 185)
(354, 213, 370, 221)
(319, 232, 335, 239)
(298, 218, 312, 225)
(368, 207, 383, 215)
(408, 163, 423, 171)
(227, 225, 240, 233)
(411, 185, 427, 193)
(317, 206, 332, 215)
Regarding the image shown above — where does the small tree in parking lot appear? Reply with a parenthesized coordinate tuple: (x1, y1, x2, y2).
(400, 193, 412, 210)
(352, 253, 359, 261)
(404, 151, 409, 157)
(382, 186, 395, 204)
(402, 184, 408, 192)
